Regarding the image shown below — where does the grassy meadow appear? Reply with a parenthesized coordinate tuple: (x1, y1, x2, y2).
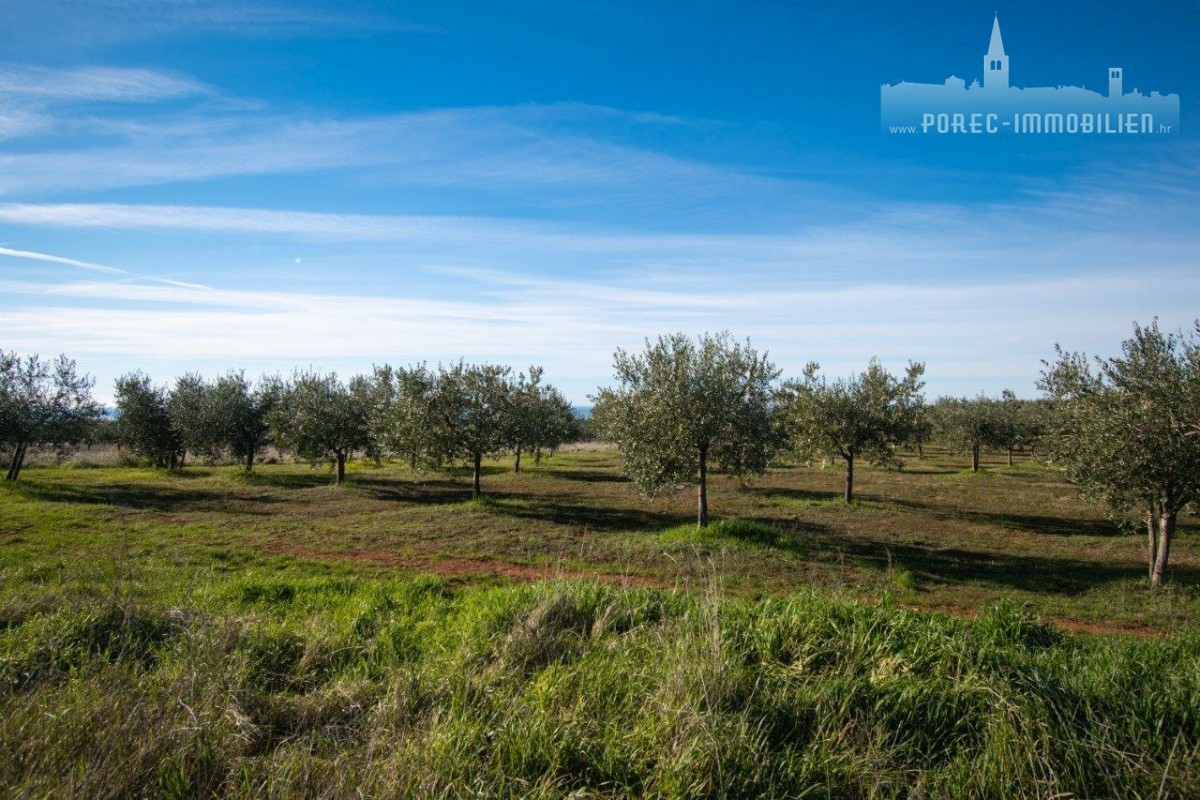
(2, 446, 1198, 796)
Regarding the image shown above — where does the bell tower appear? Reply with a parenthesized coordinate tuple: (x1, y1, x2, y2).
(983, 14, 1009, 90)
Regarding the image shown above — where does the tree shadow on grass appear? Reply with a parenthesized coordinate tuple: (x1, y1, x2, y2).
(481, 491, 683, 533)
(744, 487, 938, 515)
(739, 515, 830, 557)
(7, 480, 280, 513)
(811, 534, 1200, 593)
(239, 471, 340, 490)
(548, 469, 631, 484)
(351, 475, 479, 505)
(741, 486, 841, 503)
(958, 510, 1123, 537)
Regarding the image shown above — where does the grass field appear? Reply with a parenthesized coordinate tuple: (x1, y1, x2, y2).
(2, 447, 1199, 796)
(5, 445, 1197, 633)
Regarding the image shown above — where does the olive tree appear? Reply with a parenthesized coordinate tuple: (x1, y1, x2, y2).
(114, 372, 181, 468)
(167, 372, 217, 467)
(209, 371, 279, 471)
(527, 384, 579, 465)
(270, 370, 371, 484)
(1038, 320, 1200, 585)
(784, 358, 925, 503)
(989, 390, 1049, 466)
(592, 332, 781, 528)
(508, 366, 579, 472)
(369, 364, 440, 471)
(425, 362, 515, 499)
(934, 394, 997, 472)
(1, 351, 100, 480)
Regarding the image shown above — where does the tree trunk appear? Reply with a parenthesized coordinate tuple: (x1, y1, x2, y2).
(514, 446, 522, 474)
(844, 451, 854, 503)
(245, 448, 255, 472)
(697, 444, 709, 528)
(971, 443, 980, 472)
(179, 449, 186, 469)
(472, 452, 482, 500)
(917, 443, 924, 459)
(5, 442, 27, 481)
(335, 451, 346, 484)
(1152, 512, 1175, 586)
(1007, 447, 1014, 467)
(1147, 509, 1159, 583)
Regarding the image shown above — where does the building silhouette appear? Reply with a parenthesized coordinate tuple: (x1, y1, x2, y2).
(880, 14, 1179, 134)
(984, 14, 1008, 91)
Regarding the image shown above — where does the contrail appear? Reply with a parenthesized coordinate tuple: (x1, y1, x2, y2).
(0, 245, 212, 289)
(0, 245, 127, 275)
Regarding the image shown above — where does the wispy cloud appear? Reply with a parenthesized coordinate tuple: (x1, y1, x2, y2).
(0, 1, 440, 49)
(0, 244, 210, 289)
(2, 262, 1194, 404)
(0, 245, 125, 275)
(0, 65, 211, 103)
(0, 98, 833, 225)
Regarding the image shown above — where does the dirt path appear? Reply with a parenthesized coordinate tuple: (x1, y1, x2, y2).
(272, 544, 1165, 637)
(274, 545, 669, 589)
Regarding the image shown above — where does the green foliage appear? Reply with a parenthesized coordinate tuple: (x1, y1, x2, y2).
(933, 394, 997, 471)
(0, 351, 100, 480)
(783, 358, 924, 501)
(508, 366, 580, 469)
(269, 370, 372, 483)
(592, 332, 782, 526)
(427, 361, 516, 497)
(1039, 319, 1200, 584)
(114, 371, 182, 469)
(367, 363, 438, 469)
(933, 391, 1048, 469)
(209, 371, 278, 471)
(659, 518, 782, 549)
(167, 372, 217, 463)
(1, 568, 1197, 799)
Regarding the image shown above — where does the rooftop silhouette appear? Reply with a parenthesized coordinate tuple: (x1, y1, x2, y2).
(881, 15, 1179, 134)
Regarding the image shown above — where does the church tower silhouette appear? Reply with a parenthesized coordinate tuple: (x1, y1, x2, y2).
(983, 14, 1009, 90)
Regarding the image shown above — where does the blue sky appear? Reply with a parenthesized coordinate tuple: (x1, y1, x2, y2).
(0, 0, 1197, 403)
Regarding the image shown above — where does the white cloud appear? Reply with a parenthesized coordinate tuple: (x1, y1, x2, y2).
(0, 245, 125, 275)
(2, 256, 1196, 404)
(0, 107, 47, 140)
(0, 65, 211, 103)
(0, 100, 821, 220)
(0, 1, 440, 48)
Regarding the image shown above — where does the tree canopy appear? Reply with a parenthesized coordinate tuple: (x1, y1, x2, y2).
(1, 352, 100, 480)
(783, 358, 925, 503)
(269, 370, 372, 484)
(1039, 319, 1200, 585)
(592, 331, 781, 527)
(425, 361, 516, 499)
(114, 371, 181, 469)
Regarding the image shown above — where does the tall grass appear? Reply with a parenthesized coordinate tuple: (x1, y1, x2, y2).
(2, 567, 1197, 798)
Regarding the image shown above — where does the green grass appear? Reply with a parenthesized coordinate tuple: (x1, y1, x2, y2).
(2, 446, 1199, 795)
(659, 518, 784, 550)
(2, 562, 1198, 798)
(3, 446, 1196, 632)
